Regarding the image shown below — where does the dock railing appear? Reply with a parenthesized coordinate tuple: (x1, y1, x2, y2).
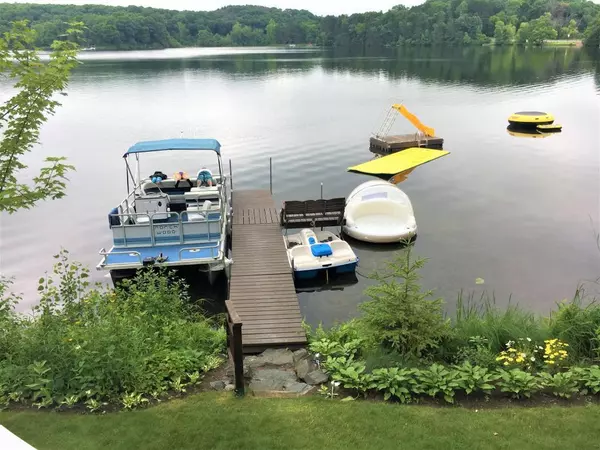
(225, 300, 244, 396)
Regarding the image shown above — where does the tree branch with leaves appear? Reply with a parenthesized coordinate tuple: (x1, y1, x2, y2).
(0, 20, 81, 213)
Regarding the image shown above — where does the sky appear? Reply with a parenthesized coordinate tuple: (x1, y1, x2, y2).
(5, 0, 425, 16)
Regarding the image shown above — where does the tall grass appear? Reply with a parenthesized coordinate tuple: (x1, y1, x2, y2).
(548, 284, 600, 361)
(452, 291, 550, 353)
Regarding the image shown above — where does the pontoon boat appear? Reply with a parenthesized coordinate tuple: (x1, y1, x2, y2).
(97, 139, 231, 284)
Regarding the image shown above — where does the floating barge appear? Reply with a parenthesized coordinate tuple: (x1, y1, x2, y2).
(370, 104, 443, 154)
(370, 133, 444, 153)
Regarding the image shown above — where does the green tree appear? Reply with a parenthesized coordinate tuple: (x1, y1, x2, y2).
(560, 19, 579, 39)
(266, 18, 278, 44)
(584, 17, 600, 47)
(494, 20, 516, 45)
(528, 13, 558, 45)
(516, 21, 530, 44)
(359, 246, 450, 357)
(0, 21, 81, 213)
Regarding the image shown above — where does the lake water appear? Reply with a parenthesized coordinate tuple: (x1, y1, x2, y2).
(1, 46, 599, 326)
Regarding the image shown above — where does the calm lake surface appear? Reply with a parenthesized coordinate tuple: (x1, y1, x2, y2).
(1, 46, 599, 325)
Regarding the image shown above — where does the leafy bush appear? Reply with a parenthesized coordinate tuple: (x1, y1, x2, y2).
(452, 336, 499, 368)
(327, 357, 372, 396)
(572, 366, 600, 395)
(538, 371, 579, 399)
(416, 364, 460, 403)
(370, 367, 421, 403)
(359, 247, 450, 357)
(0, 251, 225, 410)
(454, 362, 498, 395)
(497, 369, 540, 399)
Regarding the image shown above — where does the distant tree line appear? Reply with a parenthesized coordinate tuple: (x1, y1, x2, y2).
(0, 1, 599, 50)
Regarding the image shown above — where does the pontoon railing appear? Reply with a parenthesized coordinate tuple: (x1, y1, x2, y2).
(109, 211, 222, 247)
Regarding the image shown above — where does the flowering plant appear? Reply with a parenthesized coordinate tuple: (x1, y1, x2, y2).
(543, 339, 569, 368)
(496, 337, 541, 371)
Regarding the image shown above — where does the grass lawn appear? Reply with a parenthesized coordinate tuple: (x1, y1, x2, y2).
(2, 393, 600, 450)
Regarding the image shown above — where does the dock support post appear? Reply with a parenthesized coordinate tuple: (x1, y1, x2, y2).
(229, 159, 233, 192)
(320, 182, 323, 199)
(269, 157, 273, 195)
(225, 301, 244, 396)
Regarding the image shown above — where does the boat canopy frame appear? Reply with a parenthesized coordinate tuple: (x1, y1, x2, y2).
(121, 139, 225, 195)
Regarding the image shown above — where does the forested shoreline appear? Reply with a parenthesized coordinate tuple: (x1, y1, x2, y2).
(0, 1, 599, 50)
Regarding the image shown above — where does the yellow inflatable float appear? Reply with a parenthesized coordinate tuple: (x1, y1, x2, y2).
(508, 111, 554, 129)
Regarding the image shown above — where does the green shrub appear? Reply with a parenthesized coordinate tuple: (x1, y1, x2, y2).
(497, 368, 540, 399)
(548, 287, 600, 361)
(369, 367, 421, 403)
(327, 357, 372, 396)
(0, 251, 225, 410)
(416, 364, 460, 403)
(454, 362, 498, 395)
(538, 371, 579, 398)
(572, 366, 600, 395)
(359, 247, 450, 357)
(452, 336, 500, 368)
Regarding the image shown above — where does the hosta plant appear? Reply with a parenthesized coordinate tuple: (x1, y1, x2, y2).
(572, 366, 600, 395)
(497, 368, 540, 399)
(454, 362, 498, 395)
(538, 371, 579, 399)
(370, 367, 421, 403)
(416, 364, 460, 403)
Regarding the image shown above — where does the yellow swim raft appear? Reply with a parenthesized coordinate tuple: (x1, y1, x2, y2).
(348, 147, 450, 177)
(508, 111, 554, 129)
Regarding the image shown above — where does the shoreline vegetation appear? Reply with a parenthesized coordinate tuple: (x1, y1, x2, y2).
(1, 1, 599, 51)
(1, 247, 600, 414)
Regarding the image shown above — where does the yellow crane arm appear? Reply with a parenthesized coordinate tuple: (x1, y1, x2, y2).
(392, 104, 436, 137)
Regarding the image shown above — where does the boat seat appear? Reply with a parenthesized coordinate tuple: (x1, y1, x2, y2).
(311, 243, 333, 257)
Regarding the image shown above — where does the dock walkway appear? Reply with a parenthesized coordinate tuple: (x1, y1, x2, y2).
(229, 190, 307, 354)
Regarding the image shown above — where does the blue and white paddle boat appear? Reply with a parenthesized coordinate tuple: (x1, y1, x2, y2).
(97, 139, 231, 285)
(284, 229, 358, 280)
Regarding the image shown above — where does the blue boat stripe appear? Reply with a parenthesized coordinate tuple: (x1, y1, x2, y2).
(114, 234, 221, 246)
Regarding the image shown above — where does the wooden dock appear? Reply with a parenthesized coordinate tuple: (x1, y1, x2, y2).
(370, 133, 444, 153)
(229, 190, 307, 354)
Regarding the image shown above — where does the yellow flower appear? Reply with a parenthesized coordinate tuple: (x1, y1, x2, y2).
(508, 348, 517, 353)
(520, 353, 526, 358)
(547, 360, 555, 365)
(503, 362, 509, 366)
(495, 356, 504, 361)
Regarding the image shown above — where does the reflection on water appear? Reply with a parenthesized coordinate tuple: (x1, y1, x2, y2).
(0, 45, 599, 327)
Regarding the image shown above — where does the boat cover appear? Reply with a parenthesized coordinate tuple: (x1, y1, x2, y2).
(348, 147, 450, 176)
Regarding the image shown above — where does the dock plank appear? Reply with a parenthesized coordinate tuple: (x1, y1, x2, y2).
(230, 190, 306, 354)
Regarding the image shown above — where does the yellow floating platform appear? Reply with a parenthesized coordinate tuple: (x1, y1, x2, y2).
(348, 147, 450, 176)
(508, 111, 554, 128)
(537, 123, 562, 132)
